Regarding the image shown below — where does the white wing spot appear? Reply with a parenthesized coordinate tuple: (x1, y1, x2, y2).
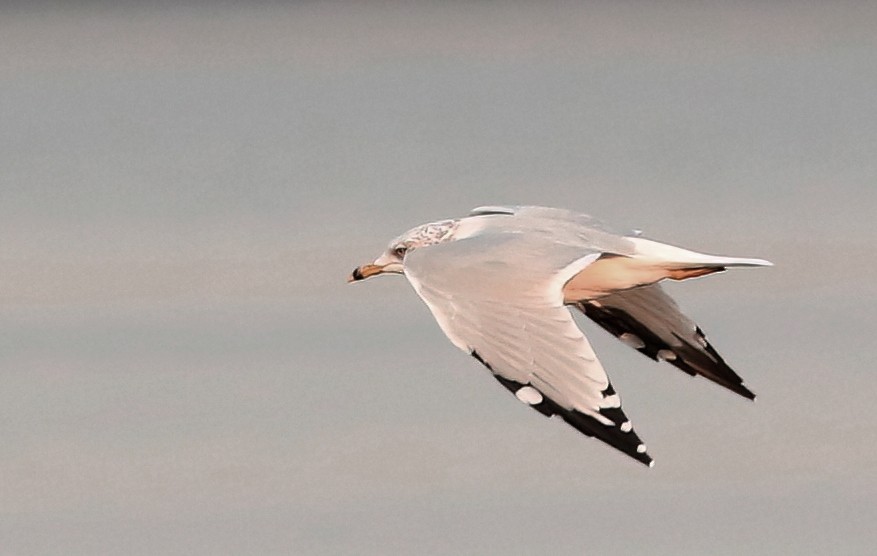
(657, 349, 677, 361)
(619, 333, 645, 349)
(637, 444, 647, 453)
(515, 386, 544, 405)
(602, 394, 621, 408)
(620, 421, 632, 433)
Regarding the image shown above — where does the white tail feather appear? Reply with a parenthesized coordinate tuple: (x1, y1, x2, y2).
(628, 238, 773, 268)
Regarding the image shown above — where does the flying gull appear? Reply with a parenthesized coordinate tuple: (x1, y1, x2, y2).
(348, 205, 772, 467)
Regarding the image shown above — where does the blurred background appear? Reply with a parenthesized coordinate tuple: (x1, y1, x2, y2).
(1, 1, 876, 554)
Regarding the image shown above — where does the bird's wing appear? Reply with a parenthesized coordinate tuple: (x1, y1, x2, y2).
(573, 284, 755, 399)
(403, 234, 653, 466)
(468, 204, 613, 229)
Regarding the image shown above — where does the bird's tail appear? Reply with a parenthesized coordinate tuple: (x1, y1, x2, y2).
(627, 237, 772, 280)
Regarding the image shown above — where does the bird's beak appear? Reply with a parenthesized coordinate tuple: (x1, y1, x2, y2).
(348, 264, 385, 283)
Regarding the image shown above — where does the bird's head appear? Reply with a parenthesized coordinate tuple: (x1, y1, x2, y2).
(348, 219, 458, 282)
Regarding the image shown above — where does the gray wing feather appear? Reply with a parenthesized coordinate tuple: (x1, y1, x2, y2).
(464, 205, 636, 257)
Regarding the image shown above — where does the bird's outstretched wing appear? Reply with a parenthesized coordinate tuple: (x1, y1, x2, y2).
(573, 284, 755, 400)
(403, 234, 653, 466)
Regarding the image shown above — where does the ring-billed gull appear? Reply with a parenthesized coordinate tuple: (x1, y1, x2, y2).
(349, 205, 772, 467)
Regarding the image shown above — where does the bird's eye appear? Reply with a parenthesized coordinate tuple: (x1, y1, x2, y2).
(393, 245, 408, 258)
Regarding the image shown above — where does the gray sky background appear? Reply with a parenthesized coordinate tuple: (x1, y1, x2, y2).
(2, 2, 876, 554)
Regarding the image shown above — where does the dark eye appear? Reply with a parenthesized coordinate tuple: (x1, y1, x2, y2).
(393, 245, 408, 258)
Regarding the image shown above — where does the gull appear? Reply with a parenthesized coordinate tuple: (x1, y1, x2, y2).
(348, 206, 772, 467)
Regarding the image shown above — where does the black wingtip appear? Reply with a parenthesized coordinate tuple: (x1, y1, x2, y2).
(560, 410, 654, 468)
(473, 349, 655, 468)
(578, 297, 758, 402)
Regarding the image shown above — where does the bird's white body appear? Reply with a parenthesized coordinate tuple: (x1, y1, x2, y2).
(350, 205, 772, 466)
